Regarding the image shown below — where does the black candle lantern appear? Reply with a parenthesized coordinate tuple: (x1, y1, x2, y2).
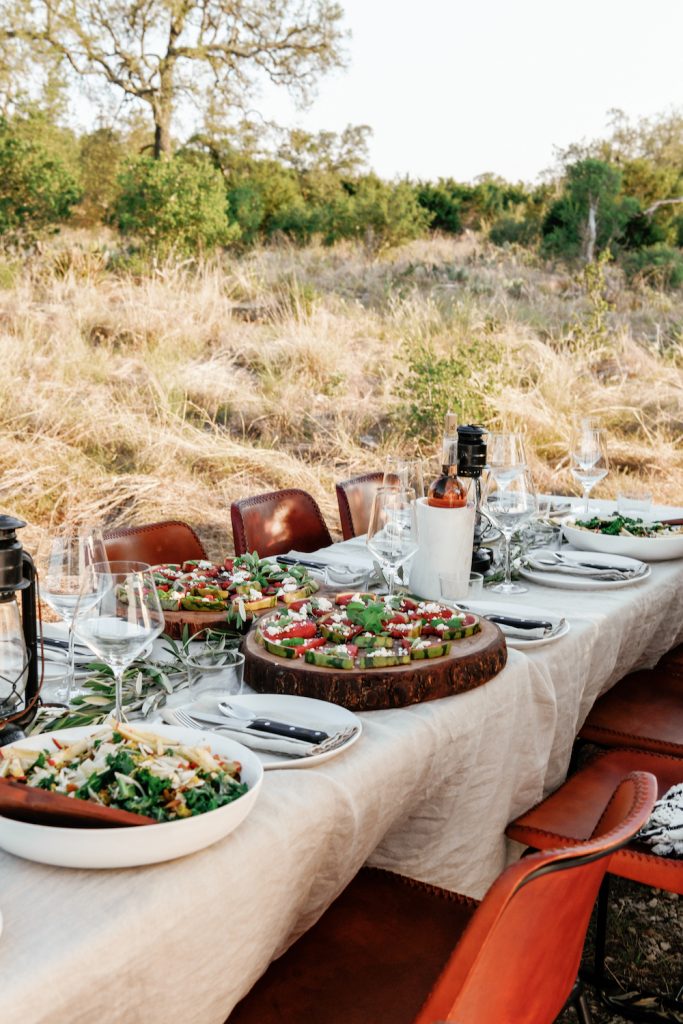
(457, 425, 493, 575)
(0, 515, 40, 744)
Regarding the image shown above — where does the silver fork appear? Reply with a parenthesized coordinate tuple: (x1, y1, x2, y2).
(171, 707, 359, 758)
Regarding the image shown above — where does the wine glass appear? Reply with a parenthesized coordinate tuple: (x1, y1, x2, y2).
(570, 422, 609, 516)
(39, 528, 109, 703)
(486, 432, 528, 489)
(366, 487, 419, 596)
(483, 466, 537, 595)
(72, 561, 164, 722)
(383, 458, 425, 499)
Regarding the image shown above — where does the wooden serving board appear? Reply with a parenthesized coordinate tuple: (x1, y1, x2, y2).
(244, 618, 507, 711)
(163, 609, 234, 640)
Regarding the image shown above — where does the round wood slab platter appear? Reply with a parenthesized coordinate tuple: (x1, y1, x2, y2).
(163, 609, 236, 639)
(244, 617, 507, 711)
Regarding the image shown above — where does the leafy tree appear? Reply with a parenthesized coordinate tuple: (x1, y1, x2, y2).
(4, 0, 346, 157)
(108, 154, 239, 255)
(542, 158, 631, 261)
(0, 115, 80, 244)
(415, 181, 462, 235)
(276, 124, 371, 176)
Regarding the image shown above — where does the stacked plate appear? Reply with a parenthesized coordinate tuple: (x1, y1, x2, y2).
(520, 548, 650, 590)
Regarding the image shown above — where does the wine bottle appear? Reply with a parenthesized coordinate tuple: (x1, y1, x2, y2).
(427, 412, 468, 508)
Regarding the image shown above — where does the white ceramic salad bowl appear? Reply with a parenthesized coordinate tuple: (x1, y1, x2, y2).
(562, 520, 683, 562)
(0, 724, 263, 869)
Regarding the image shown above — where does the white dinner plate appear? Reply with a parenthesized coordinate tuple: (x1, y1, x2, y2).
(562, 520, 683, 562)
(0, 725, 263, 869)
(213, 693, 362, 771)
(519, 548, 651, 591)
(462, 601, 570, 649)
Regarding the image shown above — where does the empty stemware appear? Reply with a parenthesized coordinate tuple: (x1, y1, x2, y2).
(366, 487, 419, 597)
(570, 422, 609, 516)
(484, 459, 537, 596)
(39, 527, 108, 704)
(72, 561, 164, 722)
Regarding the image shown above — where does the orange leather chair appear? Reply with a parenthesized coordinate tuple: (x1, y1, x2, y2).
(103, 520, 207, 567)
(507, 749, 682, 1018)
(335, 472, 384, 540)
(579, 647, 683, 757)
(230, 489, 333, 558)
(229, 772, 656, 1024)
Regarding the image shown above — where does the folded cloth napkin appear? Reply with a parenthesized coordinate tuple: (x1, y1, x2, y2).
(160, 708, 317, 757)
(495, 621, 559, 641)
(285, 546, 375, 571)
(636, 783, 683, 857)
(524, 556, 645, 581)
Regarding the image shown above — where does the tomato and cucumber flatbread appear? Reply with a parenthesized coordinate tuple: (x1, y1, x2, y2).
(140, 552, 318, 626)
(256, 592, 480, 669)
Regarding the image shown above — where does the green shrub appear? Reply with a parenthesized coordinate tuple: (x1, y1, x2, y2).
(397, 340, 501, 442)
(415, 181, 462, 234)
(0, 117, 81, 245)
(489, 216, 538, 247)
(109, 155, 239, 256)
(621, 244, 683, 290)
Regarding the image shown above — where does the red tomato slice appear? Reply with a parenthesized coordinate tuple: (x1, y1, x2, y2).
(295, 637, 327, 657)
(265, 621, 317, 641)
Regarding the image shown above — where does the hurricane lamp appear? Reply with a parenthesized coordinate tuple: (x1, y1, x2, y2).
(0, 515, 40, 744)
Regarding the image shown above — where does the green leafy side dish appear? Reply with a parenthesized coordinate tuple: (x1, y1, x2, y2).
(0, 723, 248, 822)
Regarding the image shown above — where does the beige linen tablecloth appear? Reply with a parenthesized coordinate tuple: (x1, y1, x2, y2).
(2, 534, 683, 1023)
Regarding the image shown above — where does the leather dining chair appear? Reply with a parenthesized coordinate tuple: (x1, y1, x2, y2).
(507, 748, 682, 1020)
(578, 645, 683, 757)
(335, 471, 384, 540)
(103, 520, 208, 566)
(230, 489, 333, 558)
(228, 771, 656, 1024)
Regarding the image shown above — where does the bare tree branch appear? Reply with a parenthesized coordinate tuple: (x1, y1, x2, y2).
(0, 0, 346, 156)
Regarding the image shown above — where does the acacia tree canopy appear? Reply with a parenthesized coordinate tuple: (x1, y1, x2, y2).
(3, 0, 346, 157)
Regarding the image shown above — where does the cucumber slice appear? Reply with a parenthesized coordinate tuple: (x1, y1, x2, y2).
(410, 640, 452, 660)
(304, 649, 354, 670)
(357, 651, 411, 669)
(262, 638, 298, 659)
(354, 633, 391, 648)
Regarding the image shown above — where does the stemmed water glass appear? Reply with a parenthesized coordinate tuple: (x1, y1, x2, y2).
(484, 433, 537, 595)
(366, 487, 419, 596)
(382, 458, 425, 499)
(39, 528, 109, 703)
(570, 422, 609, 516)
(72, 561, 164, 722)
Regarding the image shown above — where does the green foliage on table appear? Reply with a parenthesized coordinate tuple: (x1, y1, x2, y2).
(29, 630, 241, 734)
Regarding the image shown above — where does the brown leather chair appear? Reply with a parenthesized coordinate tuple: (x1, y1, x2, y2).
(579, 656, 683, 757)
(230, 489, 333, 558)
(507, 749, 682, 1016)
(229, 772, 656, 1024)
(103, 520, 207, 567)
(335, 471, 384, 540)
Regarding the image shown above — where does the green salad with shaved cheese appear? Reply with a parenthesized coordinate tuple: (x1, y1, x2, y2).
(0, 723, 248, 822)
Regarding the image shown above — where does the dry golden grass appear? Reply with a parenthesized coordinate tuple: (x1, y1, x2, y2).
(0, 231, 681, 558)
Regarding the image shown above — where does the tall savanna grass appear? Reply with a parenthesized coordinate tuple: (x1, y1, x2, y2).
(0, 231, 681, 557)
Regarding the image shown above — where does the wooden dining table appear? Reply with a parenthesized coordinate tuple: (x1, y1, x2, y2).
(2, 502, 683, 1024)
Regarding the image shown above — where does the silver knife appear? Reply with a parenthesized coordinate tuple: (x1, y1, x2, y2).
(184, 709, 329, 744)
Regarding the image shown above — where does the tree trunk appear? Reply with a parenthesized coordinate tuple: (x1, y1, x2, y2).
(153, 112, 172, 159)
(584, 197, 598, 263)
(152, 62, 174, 158)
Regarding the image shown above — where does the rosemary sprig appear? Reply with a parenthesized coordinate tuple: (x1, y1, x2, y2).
(28, 630, 241, 735)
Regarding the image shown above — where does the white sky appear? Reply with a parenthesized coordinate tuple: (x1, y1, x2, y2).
(256, 0, 683, 183)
